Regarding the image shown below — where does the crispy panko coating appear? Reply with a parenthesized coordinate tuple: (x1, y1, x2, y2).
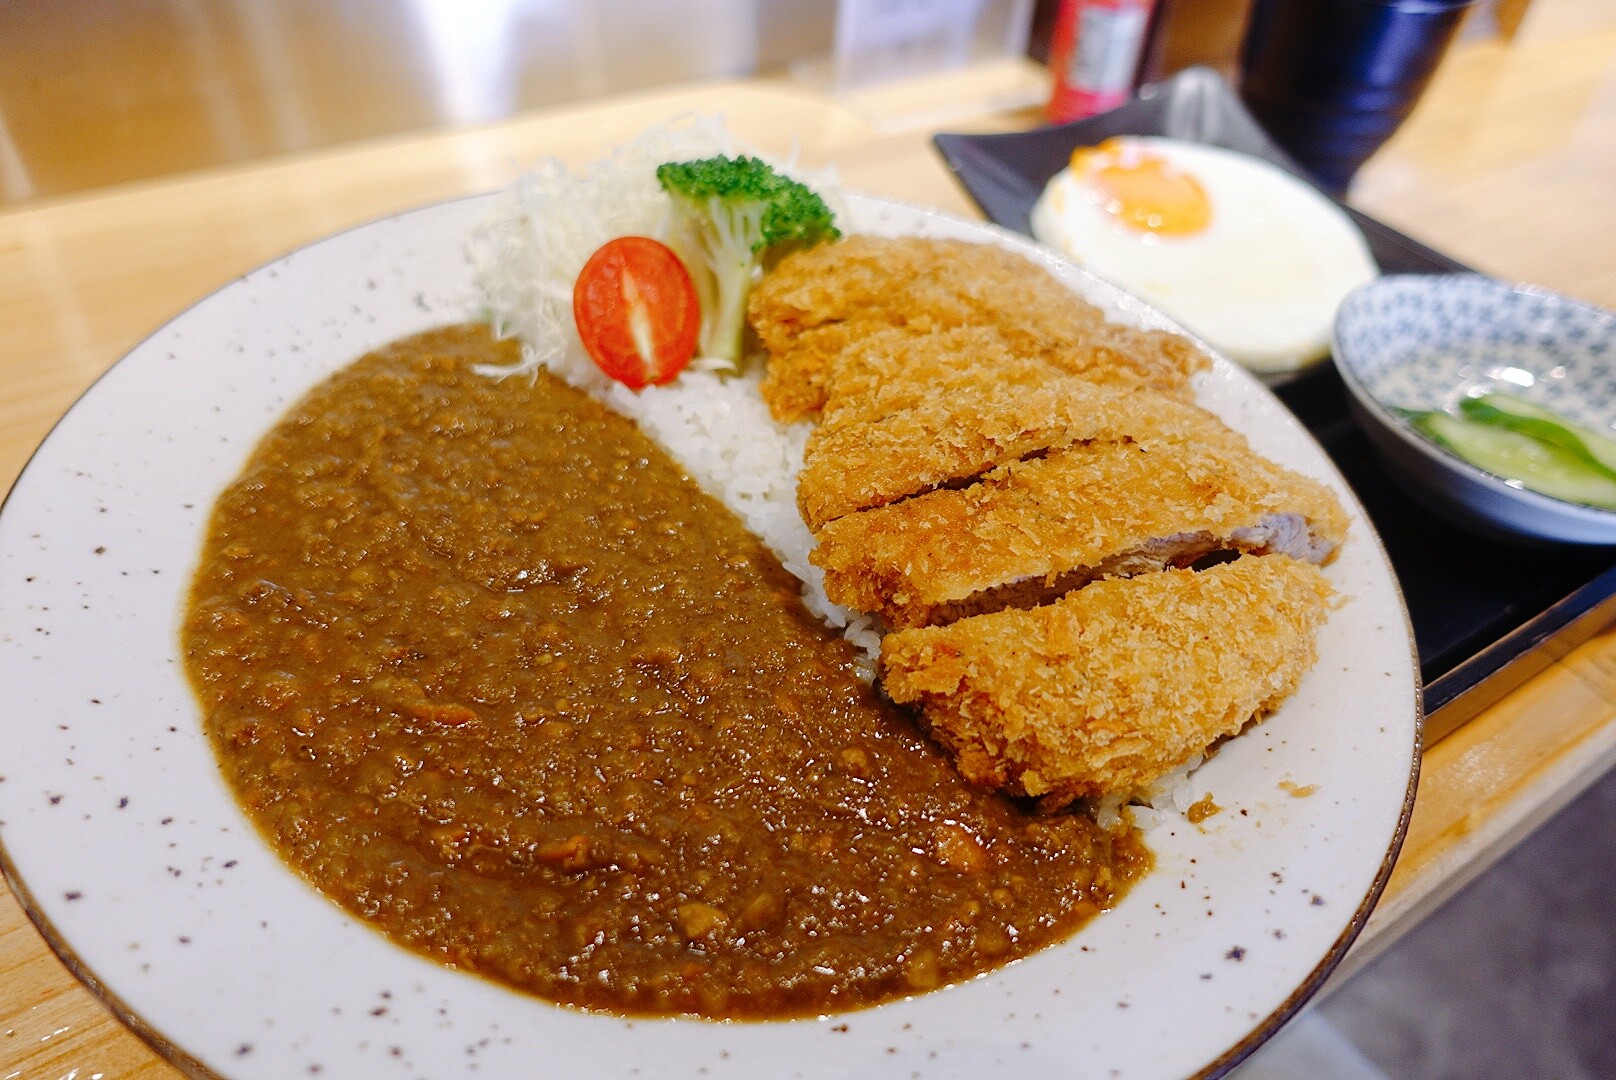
(748, 236, 1209, 423)
(763, 232, 1348, 803)
(811, 424, 1350, 629)
(801, 372, 1234, 531)
(879, 556, 1335, 806)
(817, 325, 1068, 433)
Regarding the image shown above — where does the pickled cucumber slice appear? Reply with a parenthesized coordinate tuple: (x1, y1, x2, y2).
(1458, 393, 1616, 476)
(1407, 409, 1616, 509)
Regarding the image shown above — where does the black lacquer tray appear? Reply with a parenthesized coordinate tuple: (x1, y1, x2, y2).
(934, 68, 1616, 743)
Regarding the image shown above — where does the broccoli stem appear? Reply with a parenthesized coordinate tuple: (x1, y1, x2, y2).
(698, 197, 766, 362)
(656, 156, 839, 370)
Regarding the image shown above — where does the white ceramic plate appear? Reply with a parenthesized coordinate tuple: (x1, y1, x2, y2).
(0, 193, 1419, 1080)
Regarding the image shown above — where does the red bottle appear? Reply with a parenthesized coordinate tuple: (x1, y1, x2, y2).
(1046, 0, 1158, 122)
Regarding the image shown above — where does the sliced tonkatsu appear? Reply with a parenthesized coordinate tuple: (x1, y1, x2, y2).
(879, 555, 1335, 807)
(810, 419, 1348, 629)
(748, 233, 1349, 805)
(802, 372, 1256, 531)
(748, 235, 1208, 423)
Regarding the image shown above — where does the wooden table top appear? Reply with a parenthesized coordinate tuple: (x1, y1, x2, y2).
(4, 12, 1616, 1077)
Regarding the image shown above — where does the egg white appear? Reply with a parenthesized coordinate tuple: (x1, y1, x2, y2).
(1030, 137, 1378, 374)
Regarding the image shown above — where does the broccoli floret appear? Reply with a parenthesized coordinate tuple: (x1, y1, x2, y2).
(656, 155, 840, 368)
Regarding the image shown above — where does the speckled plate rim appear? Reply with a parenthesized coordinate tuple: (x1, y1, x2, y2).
(0, 191, 1421, 1080)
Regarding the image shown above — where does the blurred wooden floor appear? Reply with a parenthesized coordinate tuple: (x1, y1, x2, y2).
(1, 0, 1333, 208)
(0, 0, 1549, 210)
(0, 0, 840, 205)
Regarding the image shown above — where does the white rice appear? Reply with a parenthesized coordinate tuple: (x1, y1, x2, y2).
(1097, 754, 1205, 830)
(467, 120, 880, 675)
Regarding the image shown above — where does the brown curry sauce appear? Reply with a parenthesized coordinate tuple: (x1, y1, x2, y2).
(182, 325, 1148, 1019)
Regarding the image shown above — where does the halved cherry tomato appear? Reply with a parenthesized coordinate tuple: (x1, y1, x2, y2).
(572, 236, 700, 389)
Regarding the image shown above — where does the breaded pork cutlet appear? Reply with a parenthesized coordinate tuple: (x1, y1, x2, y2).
(816, 325, 1069, 434)
(811, 417, 1349, 629)
(760, 233, 1345, 804)
(747, 235, 1209, 423)
(802, 372, 1236, 531)
(879, 555, 1335, 807)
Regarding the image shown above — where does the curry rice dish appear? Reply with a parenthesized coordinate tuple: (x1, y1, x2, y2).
(182, 324, 1149, 1020)
(183, 234, 1341, 1020)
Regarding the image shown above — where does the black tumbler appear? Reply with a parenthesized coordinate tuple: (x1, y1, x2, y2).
(1237, 0, 1476, 194)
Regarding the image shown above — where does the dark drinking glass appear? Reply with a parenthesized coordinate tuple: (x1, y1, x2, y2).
(1238, 0, 1476, 194)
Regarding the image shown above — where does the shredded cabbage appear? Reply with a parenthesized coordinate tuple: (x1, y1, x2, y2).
(467, 117, 742, 387)
(468, 116, 844, 388)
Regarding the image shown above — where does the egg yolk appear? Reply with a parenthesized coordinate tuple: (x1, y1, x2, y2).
(1071, 139, 1212, 236)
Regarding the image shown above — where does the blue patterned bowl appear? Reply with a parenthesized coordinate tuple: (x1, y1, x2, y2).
(1332, 273, 1616, 544)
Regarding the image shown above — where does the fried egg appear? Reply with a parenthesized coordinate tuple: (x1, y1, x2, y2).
(1031, 136, 1378, 374)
